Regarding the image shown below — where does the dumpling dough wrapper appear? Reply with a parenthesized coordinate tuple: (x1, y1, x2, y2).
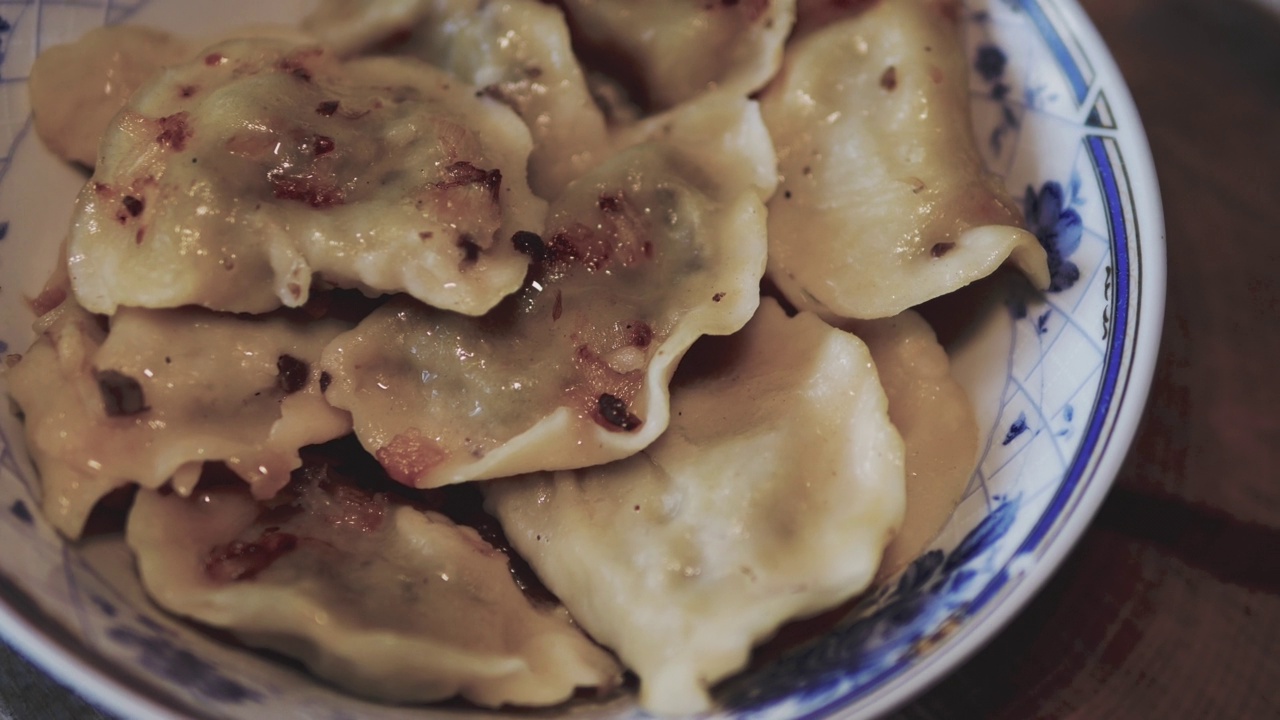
(485, 298, 907, 713)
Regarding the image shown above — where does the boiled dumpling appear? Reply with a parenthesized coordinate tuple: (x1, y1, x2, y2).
(762, 0, 1049, 320)
(557, 0, 797, 111)
(306, 0, 609, 199)
(847, 310, 979, 576)
(484, 298, 906, 713)
(28, 26, 191, 167)
(126, 455, 621, 707)
(7, 301, 350, 538)
(68, 38, 545, 316)
(321, 131, 770, 488)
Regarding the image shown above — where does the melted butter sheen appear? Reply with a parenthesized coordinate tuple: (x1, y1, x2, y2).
(68, 38, 544, 317)
(126, 469, 621, 707)
(321, 143, 767, 488)
(6, 302, 351, 538)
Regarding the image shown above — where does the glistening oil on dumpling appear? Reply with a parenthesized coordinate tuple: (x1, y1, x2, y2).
(6, 302, 350, 538)
(321, 139, 769, 488)
(847, 310, 979, 578)
(306, 0, 610, 199)
(484, 299, 907, 714)
(67, 38, 545, 316)
(762, 0, 1049, 320)
(125, 449, 621, 708)
(557, 0, 797, 111)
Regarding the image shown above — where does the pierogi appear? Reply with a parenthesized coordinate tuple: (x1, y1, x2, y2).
(126, 455, 621, 707)
(485, 299, 906, 713)
(306, 0, 610, 200)
(68, 38, 545, 316)
(762, 0, 1048, 319)
(7, 302, 350, 538)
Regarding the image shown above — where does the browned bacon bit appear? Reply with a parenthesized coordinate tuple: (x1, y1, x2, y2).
(546, 224, 615, 271)
(271, 175, 346, 209)
(135, 228, 145, 245)
(512, 230, 547, 261)
(931, 242, 956, 258)
(552, 289, 564, 321)
(313, 135, 335, 156)
(436, 161, 503, 203)
(277, 52, 318, 82)
(95, 370, 149, 417)
(597, 393, 642, 431)
(938, 0, 961, 23)
(315, 480, 386, 532)
(373, 27, 414, 53)
(880, 66, 898, 91)
(155, 112, 192, 151)
(315, 100, 340, 117)
(319, 371, 332, 393)
(27, 286, 67, 317)
(204, 530, 299, 583)
(712, 292, 726, 302)
(597, 192, 623, 213)
(376, 429, 449, 486)
(121, 195, 144, 217)
(457, 235, 482, 264)
(276, 354, 310, 395)
(204, 53, 224, 66)
(626, 321, 654, 348)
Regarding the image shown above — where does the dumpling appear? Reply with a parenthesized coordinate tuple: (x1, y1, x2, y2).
(125, 453, 622, 707)
(28, 26, 191, 167)
(557, 0, 797, 110)
(67, 38, 545, 316)
(300, 0, 431, 56)
(321, 138, 769, 488)
(306, 0, 610, 199)
(6, 301, 350, 538)
(762, 0, 1049, 320)
(483, 299, 906, 714)
(847, 310, 978, 577)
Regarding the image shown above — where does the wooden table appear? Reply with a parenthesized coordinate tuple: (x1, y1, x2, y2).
(2, 0, 1277, 717)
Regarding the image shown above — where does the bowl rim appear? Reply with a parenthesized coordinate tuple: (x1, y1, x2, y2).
(823, 0, 1167, 717)
(0, 0, 1167, 718)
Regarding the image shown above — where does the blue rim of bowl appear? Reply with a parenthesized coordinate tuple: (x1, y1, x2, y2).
(786, 1, 1166, 717)
(0, 0, 1166, 718)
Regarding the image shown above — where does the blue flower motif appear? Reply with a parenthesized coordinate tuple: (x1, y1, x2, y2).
(975, 45, 1007, 82)
(719, 498, 1022, 713)
(8, 499, 32, 524)
(1025, 181, 1082, 292)
(1002, 412, 1029, 445)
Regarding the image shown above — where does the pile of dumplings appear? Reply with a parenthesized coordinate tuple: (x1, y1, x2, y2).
(10, 0, 1049, 714)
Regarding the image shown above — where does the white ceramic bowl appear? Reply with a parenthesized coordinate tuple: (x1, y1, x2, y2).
(0, 1, 1164, 718)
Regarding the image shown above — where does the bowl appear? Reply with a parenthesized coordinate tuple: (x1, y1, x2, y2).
(0, 0, 1164, 718)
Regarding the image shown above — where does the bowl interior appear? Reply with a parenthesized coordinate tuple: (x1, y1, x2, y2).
(0, 1, 1163, 718)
